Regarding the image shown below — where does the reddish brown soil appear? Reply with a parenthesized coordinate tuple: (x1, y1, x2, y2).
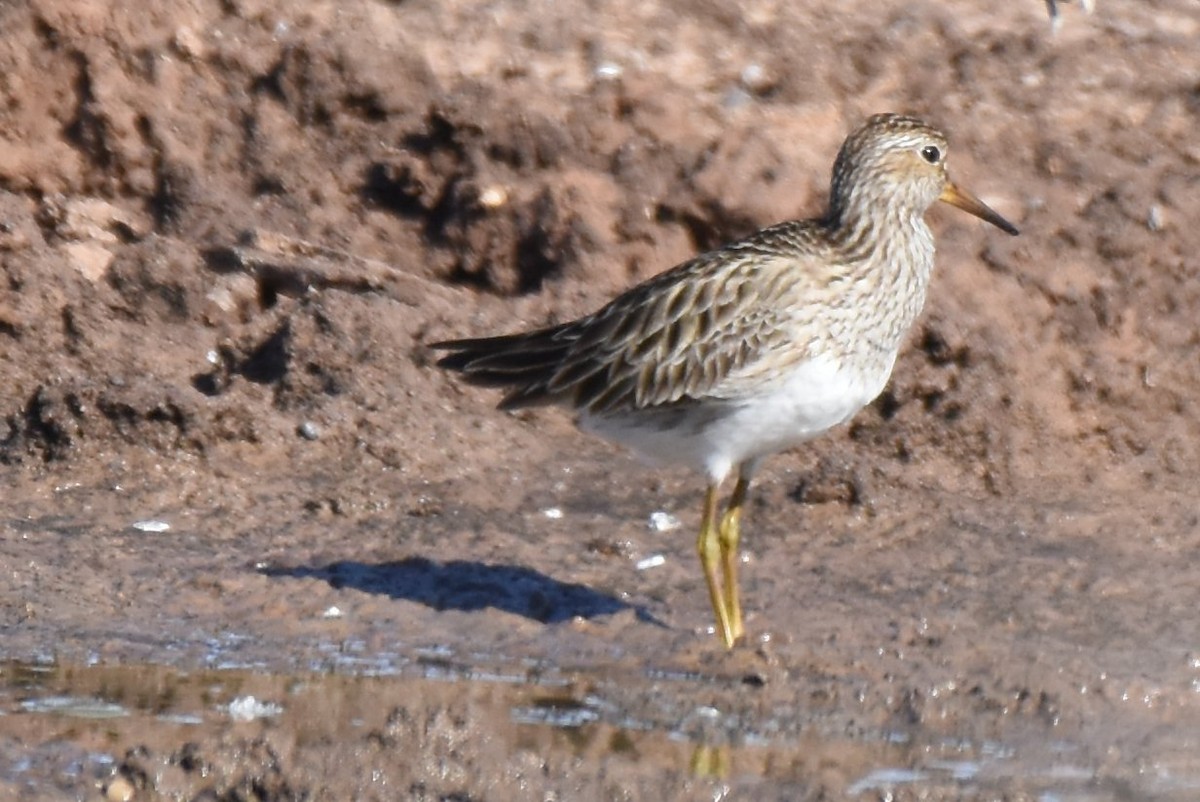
(2, 0, 1199, 799)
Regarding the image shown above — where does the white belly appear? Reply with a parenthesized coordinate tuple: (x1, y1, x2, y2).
(579, 352, 894, 483)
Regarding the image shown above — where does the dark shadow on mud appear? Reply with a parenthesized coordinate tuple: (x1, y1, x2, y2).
(260, 557, 664, 625)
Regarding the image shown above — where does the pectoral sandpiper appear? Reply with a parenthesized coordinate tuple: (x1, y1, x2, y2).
(433, 113, 1019, 648)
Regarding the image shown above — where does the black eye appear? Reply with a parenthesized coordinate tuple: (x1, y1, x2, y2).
(921, 145, 941, 164)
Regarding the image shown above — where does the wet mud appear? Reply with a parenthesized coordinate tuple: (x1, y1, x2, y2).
(2, 0, 1199, 798)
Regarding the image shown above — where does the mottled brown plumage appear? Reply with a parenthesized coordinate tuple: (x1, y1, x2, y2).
(433, 113, 1019, 648)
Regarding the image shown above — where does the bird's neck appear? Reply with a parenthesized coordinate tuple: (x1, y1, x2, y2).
(823, 199, 937, 357)
(825, 197, 930, 267)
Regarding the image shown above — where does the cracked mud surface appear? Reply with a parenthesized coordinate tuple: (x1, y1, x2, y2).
(2, 0, 1199, 799)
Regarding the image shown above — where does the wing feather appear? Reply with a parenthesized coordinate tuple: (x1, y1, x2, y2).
(434, 218, 832, 414)
(554, 243, 825, 414)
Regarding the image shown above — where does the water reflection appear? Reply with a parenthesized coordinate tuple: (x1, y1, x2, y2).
(0, 660, 1191, 800)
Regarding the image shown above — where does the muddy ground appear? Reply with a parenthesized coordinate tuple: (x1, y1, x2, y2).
(1, 0, 1199, 799)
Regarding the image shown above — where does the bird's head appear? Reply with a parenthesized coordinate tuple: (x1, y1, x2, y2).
(829, 113, 1018, 236)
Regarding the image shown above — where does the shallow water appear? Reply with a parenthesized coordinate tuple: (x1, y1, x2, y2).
(4, 460, 1200, 798)
(3, 650, 1198, 800)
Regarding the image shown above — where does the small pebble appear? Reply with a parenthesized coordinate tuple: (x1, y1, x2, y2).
(132, 520, 170, 533)
(227, 695, 283, 722)
(594, 61, 622, 80)
(171, 26, 206, 60)
(542, 507, 563, 520)
(636, 554, 666, 571)
(1147, 204, 1164, 232)
(478, 185, 508, 209)
(298, 421, 321, 440)
(647, 511, 681, 532)
(739, 62, 775, 94)
(103, 775, 135, 802)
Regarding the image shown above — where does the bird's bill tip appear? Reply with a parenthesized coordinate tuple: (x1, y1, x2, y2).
(939, 182, 1020, 236)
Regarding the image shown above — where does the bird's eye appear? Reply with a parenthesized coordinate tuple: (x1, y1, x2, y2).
(920, 145, 941, 164)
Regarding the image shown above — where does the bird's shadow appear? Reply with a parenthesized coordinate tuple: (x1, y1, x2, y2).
(259, 557, 664, 626)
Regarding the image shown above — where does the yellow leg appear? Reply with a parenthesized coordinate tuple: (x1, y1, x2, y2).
(689, 743, 730, 778)
(696, 484, 734, 648)
(718, 476, 749, 644)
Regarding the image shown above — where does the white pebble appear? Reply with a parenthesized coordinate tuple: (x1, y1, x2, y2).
(636, 554, 666, 571)
(647, 511, 681, 532)
(542, 507, 563, 520)
(131, 520, 170, 533)
(478, 185, 508, 209)
(1147, 204, 1165, 232)
(227, 695, 283, 721)
(594, 61, 622, 80)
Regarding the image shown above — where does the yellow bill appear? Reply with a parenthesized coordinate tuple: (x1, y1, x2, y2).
(939, 182, 1019, 236)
